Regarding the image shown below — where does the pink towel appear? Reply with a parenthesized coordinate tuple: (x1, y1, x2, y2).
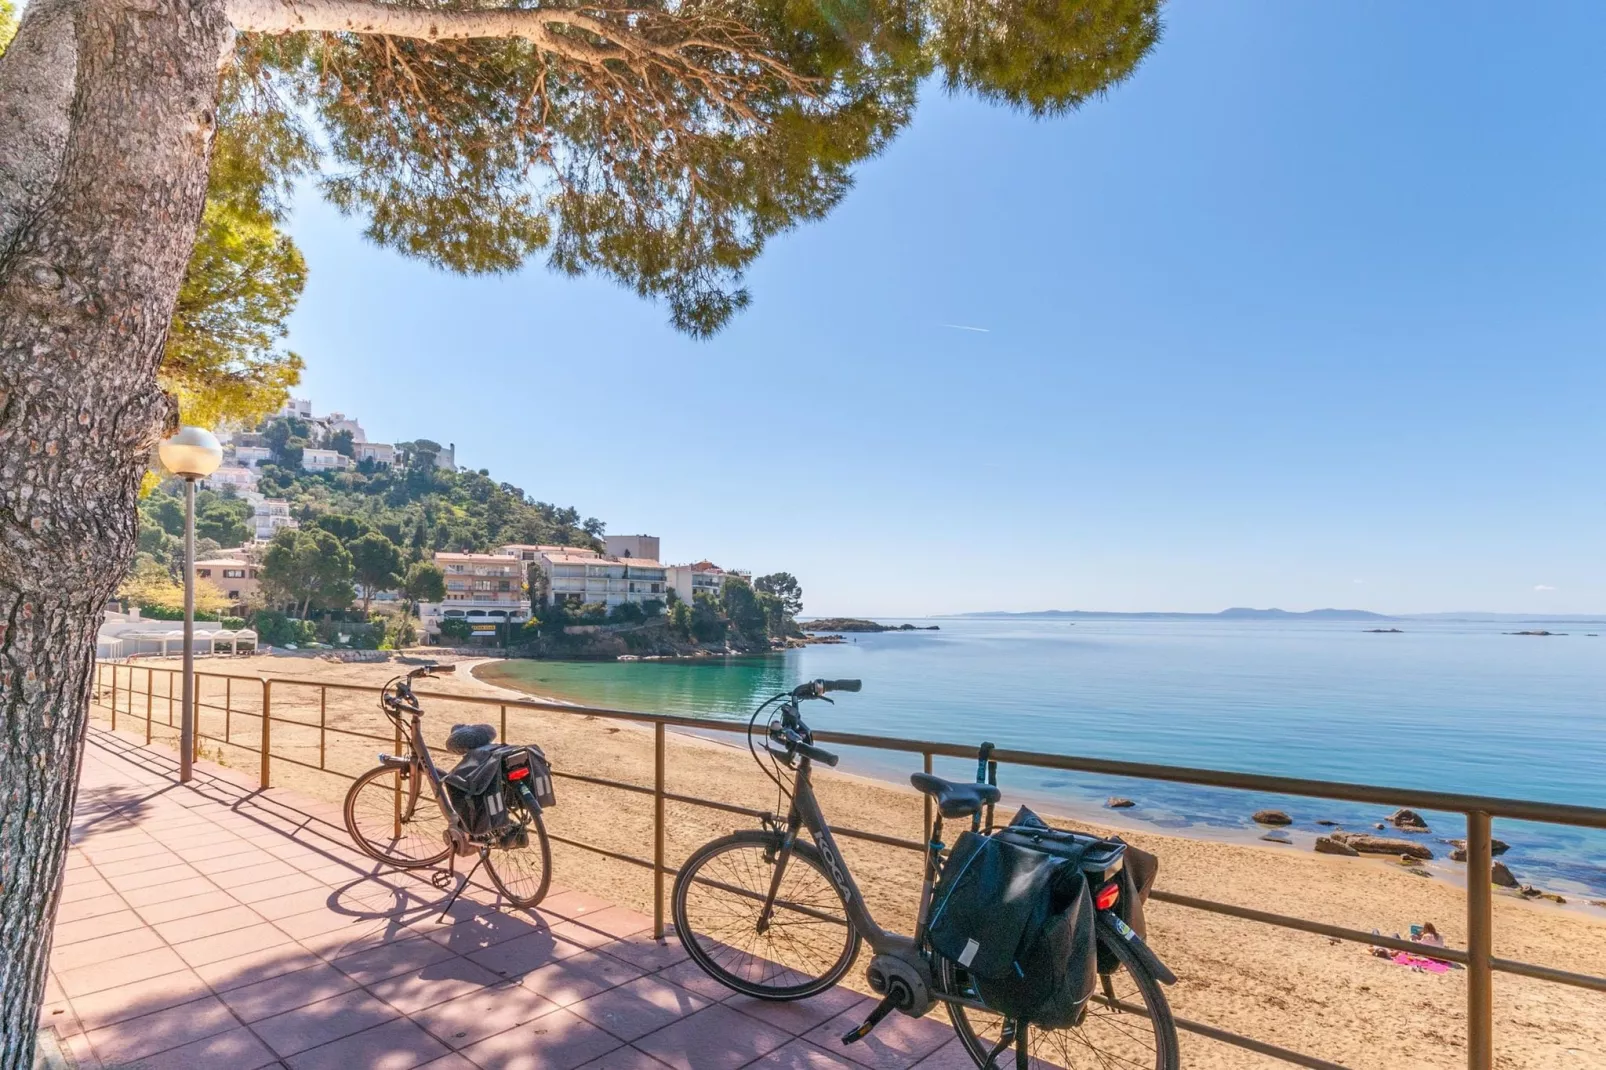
(1392, 952, 1451, 973)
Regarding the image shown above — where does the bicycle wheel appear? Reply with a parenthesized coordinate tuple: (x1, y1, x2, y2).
(483, 802, 552, 908)
(345, 765, 452, 869)
(673, 830, 861, 1000)
(941, 921, 1179, 1070)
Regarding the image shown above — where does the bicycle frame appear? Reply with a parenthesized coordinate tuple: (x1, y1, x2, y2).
(765, 753, 987, 1012)
(376, 707, 458, 833)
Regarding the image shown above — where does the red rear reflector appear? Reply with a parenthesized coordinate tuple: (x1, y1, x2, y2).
(507, 767, 530, 781)
(1095, 881, 1120, 911)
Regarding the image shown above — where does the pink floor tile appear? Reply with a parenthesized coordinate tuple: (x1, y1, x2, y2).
(333, 933, 457, 984)
(727, 986, 869, 1035)
(650, 959, 741, 1002)
(51, 909, 148, 948)
(173, 921, 297, 967)
(52, 925, 167, 972)
(55, 893, 129, 924)
(800, 1005, 953, 1069)
(252, 987, 403, 1057)
(105, 861, 202, 892)
(82, 994, 236, 1065)
(458, 1007, 625, 1070)
(218, 961, 361, 1022)
(595, 934, 689, 973)
(537, 890, 616, 922)
(57, 947, 189, 998)
(418, 1054, 481, 1070)
(130, 887, 240, 925)
(114, 1023, 282, 1069)
(234, 871, 330, 902)
(566, 906, 654, 940)
(192, 943, 325, 991)
(633, 1003, 792, 1070)
(408, 979, 558, 1049)
(571, 975, 713, 1043)
(750, 1039, 874, 1068)
(906, 1040, 985, 1069)
(253, 885, 343, 921)
(122, 875, 219, 906)
(366, 956, 504, 1015)
(93, 850, 186, 876)
(67, 971, 213, 1030)
(285, 1016, 453, 1070)
(417, 908, 551, 953)
(520, 950, 646, 1009)
(151, 903, 268, 944)
(573, 1048, 677, 1070)
(466, 930, 590, 980)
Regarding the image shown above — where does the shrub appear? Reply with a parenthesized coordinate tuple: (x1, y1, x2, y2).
(608, 601, 645, 625)
(220, 616, 246, 630)
(251, 610, 316, 647)
(138, 604, 220, 622)
(439, 617, 473, 642)
(640, 598, 664, 617)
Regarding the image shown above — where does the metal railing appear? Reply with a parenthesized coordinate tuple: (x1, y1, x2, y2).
(89, 660, 1606, 1070)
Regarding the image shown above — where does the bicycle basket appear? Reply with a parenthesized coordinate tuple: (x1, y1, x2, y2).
(927, 831, 1096, 1028)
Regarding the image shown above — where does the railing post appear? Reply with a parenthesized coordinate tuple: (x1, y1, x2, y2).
(225, 676, 232, 743)
(319, 686, 327, 770)
(1467, 811, 1494, 1070)
(394, 718, 404, 840)
(259, 679, 272, 789)
(654, 721, 666, 941)
(109, 665, 118, 730)
(500, 704, 508, 743)
(146, 670, 154, 745)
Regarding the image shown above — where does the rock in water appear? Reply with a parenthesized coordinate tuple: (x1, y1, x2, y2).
(1387, 808, 1431, 832)
(1451, 847, 1468, 862)
(1261, 830, 1292, 844)
(1315, 819, 1339, 827)
(1315, 836, 1360, 857)
(1330, 832, 1433, 860)
(1445, 837, 1512, 857)
(1253, 810, 1293, 826)
(1491, 861, 1519, 888)
(1106, 797, 1135, 809)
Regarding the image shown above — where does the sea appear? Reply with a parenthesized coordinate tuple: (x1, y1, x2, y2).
(478, 617, 1606, 898)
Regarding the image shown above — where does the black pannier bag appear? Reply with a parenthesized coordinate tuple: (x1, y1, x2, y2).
(926, 831, 1096, 1028)
(1001, 806, 1158, 974)
(443, 743, 556, 839)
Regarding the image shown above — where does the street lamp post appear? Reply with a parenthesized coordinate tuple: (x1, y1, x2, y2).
(157, 426, 223, 782)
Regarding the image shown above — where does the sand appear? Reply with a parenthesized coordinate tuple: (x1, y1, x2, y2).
(93, 652, 1606, 1069)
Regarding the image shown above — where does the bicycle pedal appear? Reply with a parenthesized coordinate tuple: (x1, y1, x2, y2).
(839, 994, 897, 1045)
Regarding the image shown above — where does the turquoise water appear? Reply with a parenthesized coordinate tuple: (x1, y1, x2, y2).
(482, 618, 1606, 896)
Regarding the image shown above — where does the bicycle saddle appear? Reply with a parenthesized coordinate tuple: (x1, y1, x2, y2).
(446, 723, 497, 755)
(909, 773, 1001, 819)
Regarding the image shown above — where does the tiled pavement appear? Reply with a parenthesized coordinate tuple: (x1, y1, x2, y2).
(40, 725, 977, 1070)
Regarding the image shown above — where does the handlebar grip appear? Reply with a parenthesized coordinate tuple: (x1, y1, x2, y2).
(796, 740, 840, 767)
(823, 679, 862, 693)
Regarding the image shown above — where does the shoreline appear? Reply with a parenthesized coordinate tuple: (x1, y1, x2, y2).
(469, 656, 1606, 915)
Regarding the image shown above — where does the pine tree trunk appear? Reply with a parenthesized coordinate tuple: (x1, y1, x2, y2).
(0, 0, 229, 1062)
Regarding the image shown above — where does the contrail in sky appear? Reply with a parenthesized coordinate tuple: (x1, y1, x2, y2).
(941, 324, 990, 333)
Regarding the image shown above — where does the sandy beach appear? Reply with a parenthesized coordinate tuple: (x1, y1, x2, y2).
(96, 652, 1606, 1069)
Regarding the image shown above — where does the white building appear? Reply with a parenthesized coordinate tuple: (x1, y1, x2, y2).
(538, 551, 668, 609)
(419, 552, 531, 642)
(500, 543, 599, 563)
(323, 413, 367, 444)
(279, 397, 313, 419)
(604, 534, 660, 562)
(251, 499, 297, 541)
(667, 561, 750, 604)
(356, 442, 396, 466)
(302, 448, 351, 473)
(202, 465, 258, 492)
(233, 445, 272, 468)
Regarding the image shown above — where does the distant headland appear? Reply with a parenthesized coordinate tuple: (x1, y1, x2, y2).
(948, 608, 1391, 622)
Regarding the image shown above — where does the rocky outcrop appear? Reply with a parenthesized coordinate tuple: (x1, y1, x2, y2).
(1387, 808, 1430, 832)
(1330, 832, 1433, 860)
(1491, 862, 1519, 888)
(800, 618, 939, 633)
(1253, 810, 1293, 826)
(1315, 837, 1360, 856)
(1451, 847, 1467, 863)
(1106, 797, 1135, 809)
(1261, 831, 1291, 844)
(1445, 837, 1511, 857)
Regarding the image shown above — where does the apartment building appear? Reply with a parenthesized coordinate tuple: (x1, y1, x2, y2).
(419, 552, 531, 641)
(302, 448, 351, 473)
(233, 445, 273, 468)
(195, 558, 260, 607)
(499, 543, 599, 563)
(279, 397, 313, 419)
(537, 551, 667, 609)
(604, 534, 660, 562)
(250, 499, 297, 541)
(666, 561, 750, 604)
(323, 413, 367, 443)
(202, 465, 258, 492)
(356, 442, 396, 466)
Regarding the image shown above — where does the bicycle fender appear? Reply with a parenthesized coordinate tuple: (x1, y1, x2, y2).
(376, 753, 413, 770)
(1098, 912, 1178, 986)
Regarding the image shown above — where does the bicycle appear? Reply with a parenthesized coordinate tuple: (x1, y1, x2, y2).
(343, 663, 552, 909)
(671, 679, 1180, 1070)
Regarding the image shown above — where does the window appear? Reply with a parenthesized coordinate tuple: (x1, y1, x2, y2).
(224, 569, 245, 579)
(197, 568, 211, 578)
(226, 590, 240, 599)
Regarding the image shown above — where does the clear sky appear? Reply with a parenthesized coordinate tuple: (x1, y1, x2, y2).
(283, 2, 1605, 617)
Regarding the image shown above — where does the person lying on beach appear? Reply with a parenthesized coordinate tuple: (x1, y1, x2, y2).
(1414, 922, 1446, 949)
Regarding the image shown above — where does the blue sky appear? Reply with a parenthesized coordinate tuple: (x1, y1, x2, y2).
(283, 2, 1605, 617)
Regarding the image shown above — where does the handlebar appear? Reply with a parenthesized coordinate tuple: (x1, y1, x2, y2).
(790, 678, 862, 699)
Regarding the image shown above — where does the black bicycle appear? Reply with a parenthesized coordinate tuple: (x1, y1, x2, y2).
(343, 663, 552, 908)
(672, 679, 1180, 1070)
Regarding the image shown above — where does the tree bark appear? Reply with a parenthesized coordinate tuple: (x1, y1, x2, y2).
(0, 0, 230, 1062)
(0, 0, 79, 258)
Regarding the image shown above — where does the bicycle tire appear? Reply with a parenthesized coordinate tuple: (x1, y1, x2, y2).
(483, 805, 553, 908)
(942, 920, 1179, 1069)
(673, 830, 861, 1000)
(344, 765, 452, 869)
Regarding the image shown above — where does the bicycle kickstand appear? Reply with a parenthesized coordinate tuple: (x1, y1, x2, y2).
(978, 1020, 1018, 1070)
(436, 849, 487, 924)
(839, 993, 899, 1045)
